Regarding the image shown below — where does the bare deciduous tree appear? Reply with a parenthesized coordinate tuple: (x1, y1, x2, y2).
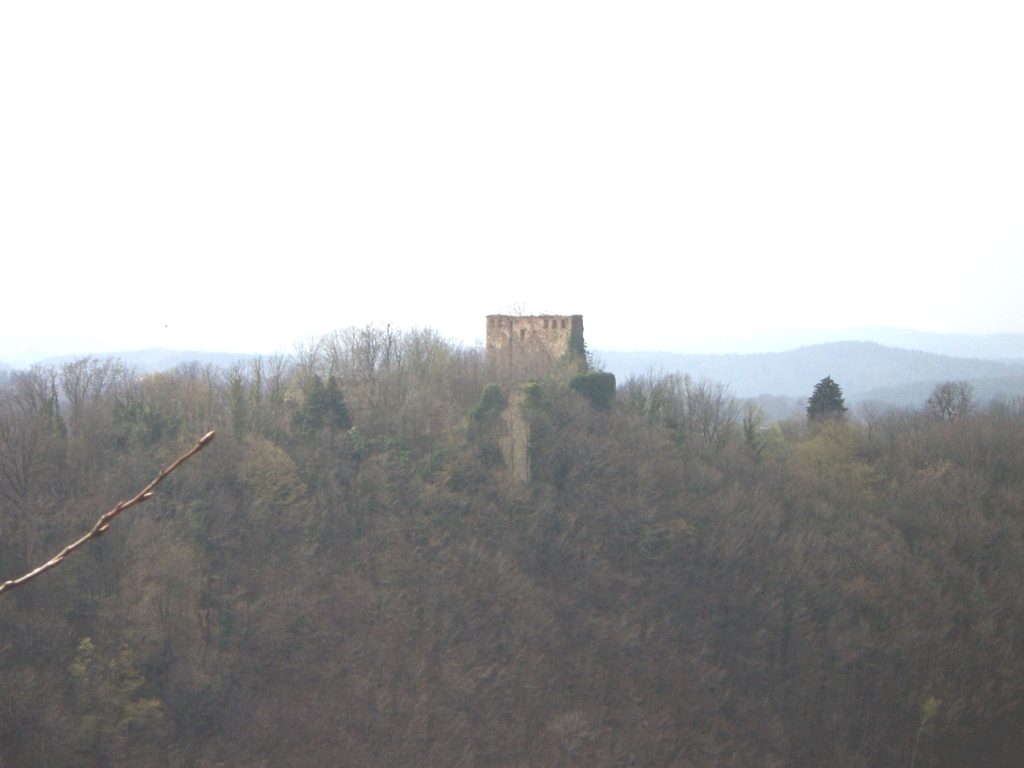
(925, 380, 976, 421)
(0, 431, 215, 595)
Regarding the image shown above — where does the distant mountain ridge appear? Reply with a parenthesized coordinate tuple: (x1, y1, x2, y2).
(647, 329, 1024, 359)
(599, 341, 1024, 404)
(839, 328, 1023, 359)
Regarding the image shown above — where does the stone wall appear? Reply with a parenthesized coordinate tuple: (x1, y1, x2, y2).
(485, 314, 584, 381)
(500, 388, 532, 484)
(486, 314, 585, 482)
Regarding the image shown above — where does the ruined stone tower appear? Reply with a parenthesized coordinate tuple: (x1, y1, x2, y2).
(485, 314, 586, 483)
(485, 314, 585, 380)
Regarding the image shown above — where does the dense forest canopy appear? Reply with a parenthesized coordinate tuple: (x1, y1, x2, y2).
(1, 327, 1022, 767)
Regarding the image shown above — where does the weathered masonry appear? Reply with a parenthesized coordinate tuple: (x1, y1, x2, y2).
(485, 314, 585, 380)
(500, 388, 533, 484)
(485, 314, 586, 483)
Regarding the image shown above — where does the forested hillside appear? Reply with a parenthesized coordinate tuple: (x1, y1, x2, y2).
(2, 329, 1022, 767)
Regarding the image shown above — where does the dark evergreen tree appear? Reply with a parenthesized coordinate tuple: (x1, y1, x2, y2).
(806, 375, 847, 421)
(293, 374, 351, 433)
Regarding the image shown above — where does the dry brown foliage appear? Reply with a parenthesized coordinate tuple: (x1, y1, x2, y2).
(0, 431, 215, 595)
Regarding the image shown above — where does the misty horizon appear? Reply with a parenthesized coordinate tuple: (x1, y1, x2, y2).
(4, 324, 1023, 371)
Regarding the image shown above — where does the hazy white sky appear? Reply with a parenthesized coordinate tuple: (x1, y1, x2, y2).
(2, 1, 1022, 364)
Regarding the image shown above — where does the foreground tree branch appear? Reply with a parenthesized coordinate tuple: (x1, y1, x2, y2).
(0, 430, 215, 595)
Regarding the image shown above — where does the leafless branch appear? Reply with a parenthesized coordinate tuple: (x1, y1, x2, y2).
(0, 430, 216, 595)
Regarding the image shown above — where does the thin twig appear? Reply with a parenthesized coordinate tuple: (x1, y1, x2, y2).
(0, 431, 215, 595)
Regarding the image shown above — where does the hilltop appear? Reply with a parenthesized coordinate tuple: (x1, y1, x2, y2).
(1, 328, 1022, 767)
(4, 331, 1023, 410)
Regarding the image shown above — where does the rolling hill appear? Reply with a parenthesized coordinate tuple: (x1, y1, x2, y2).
(599, 341, 1024, 404)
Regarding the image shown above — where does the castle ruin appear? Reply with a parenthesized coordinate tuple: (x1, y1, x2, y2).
(485, 314, 585, 381)
(485, 314, 586, 483)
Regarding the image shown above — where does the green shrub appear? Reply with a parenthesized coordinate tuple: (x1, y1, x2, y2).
(569, 372, 617, 410)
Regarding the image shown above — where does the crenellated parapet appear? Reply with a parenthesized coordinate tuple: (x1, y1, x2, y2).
(485, 314, 585, 381)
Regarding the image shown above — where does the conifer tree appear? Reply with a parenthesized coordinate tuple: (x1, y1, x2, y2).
(293, 374, 351, 433)
(806, 375, 847, 421)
